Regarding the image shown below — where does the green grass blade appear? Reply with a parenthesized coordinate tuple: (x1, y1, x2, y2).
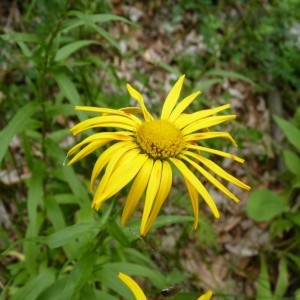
(61, 12, 132, 33)
(67, 11, 121, 51)
(0, 102, 38, 164)
(256, 255, 273, 300)
(54, 72, 82, 105)
(24, 160, 46, 276)
(274, 115, 300, 152)
(1, 32, 42, 44)
(12, 268, 55, 300)
(274, 257, 289, 298)
(45, 223, 99, 248)
(205, 69, 255, 85)
(55, 40, 100, 61)
(107, 220, 130, 247)
(93, 268, 135, 300)
(102, 262, 166, 289)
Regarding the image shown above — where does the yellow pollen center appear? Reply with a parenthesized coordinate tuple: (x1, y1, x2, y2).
(136, 120, 185, 159)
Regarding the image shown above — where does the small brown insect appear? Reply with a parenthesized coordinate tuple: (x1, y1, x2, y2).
(161, 285, 182, 297)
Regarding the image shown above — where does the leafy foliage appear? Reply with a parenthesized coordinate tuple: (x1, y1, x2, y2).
(1, 0, 300, 299)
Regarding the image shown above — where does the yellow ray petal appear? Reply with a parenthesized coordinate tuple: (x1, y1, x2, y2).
(170, 158, 220, 218)
(174, 104, 231, 129)
(197, 290, 213, 300)
(183, 176, 199, 229)
(184, 132, 237, 147)
(142, 161, 172, 235)
(68, 139, 110, 165)
(140, 160, 162, 233)
(90, 141, 138, 191)
(70, 115, 138, 135)
(92, 145, 137, 197)
(67, 131, 133, 157)
(187, 144, 245, 163)
(75, 106, 142, 123)
(168, 91, 201, 122)
(161, 75, 185, 120)
(118, 272, 147, 300)
(93, 151, 148, 208)
(185, 151, 251, 190)
(126, 83, 153, 122)
(93, 146, 141, 198)
(180, 154, 239, 203)
(181, 115, 236, 135)
(121, 158, 154, 226)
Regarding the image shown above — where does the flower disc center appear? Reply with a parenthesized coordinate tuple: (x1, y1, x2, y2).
(136, 120, 185, 159)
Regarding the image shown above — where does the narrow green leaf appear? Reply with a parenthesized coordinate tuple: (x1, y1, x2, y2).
(39, 275, 119, 300)
(45, 223, 98, 248)
(1, 32, 42, 44)
(294, 107, 300, 126)
(274, 115, 300, 151)
(61, 12, 131, 33)
(45, 195, 96, 259)
(123, 248, 156, 268)
(24, 160, 46, 276)
(286, 253, 300, 270)
(0, 282, 9, 300)
(17, 41, 33, 57)
(94, 26, 120, 51)
(41, 251, 98, 299)
(194, 79, 223, 91)
(292, 179, 300, 190)
(107, 220, 130, 247)
(99, 201, 115, 227)
(65, 11, 121, 51)
(53, 193, 79, 204)
(55, 40, 99, 61)
(74, 12, 131, 24)
(69, 252, 98, 298)
(48, 128, 71, 143)
(55, 165, 90, 204)
(126, 215, 194, 235)
(246, 189, 288, 222)
(288, 211, 300, 226)
(205, 69, 255, 85)
(152, 215, 195, 228)
(54, 72, 81, 105)
(46, 104, 75, 117)
(26, 161, 46, 231)
(45, 196, 66, 231)
(45, 138, 90, 203)
(296, 289, 300, 300)
(102, 262, 166, 289)
(274, 257, 289, 298)
(12, 268, 55, 300)
(38, 277, 71, 300)
(81, 289, 118, 300)
(45, 195, 73, 258)
(93, 268, 134, 300)
(156, 61, 181, 76)
(0, 102, 38, 164)
(283, 149, 300, 176)
(256, 256, 273, 300)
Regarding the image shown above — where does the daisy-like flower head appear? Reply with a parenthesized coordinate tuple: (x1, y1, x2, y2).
(68, 75, 250, 235)
(118, 272, 213, 300)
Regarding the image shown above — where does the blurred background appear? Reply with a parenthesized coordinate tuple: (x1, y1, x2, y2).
(0, 0, 300, 299)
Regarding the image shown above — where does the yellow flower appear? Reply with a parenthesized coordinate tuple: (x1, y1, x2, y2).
(118, 272, 147, 300)
(118, 272, 212, 300)
(68, 75, 250, 235)
(197, 290, 213, 300)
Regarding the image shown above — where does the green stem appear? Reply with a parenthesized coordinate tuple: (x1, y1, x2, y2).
(36, 0, 71, 192)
